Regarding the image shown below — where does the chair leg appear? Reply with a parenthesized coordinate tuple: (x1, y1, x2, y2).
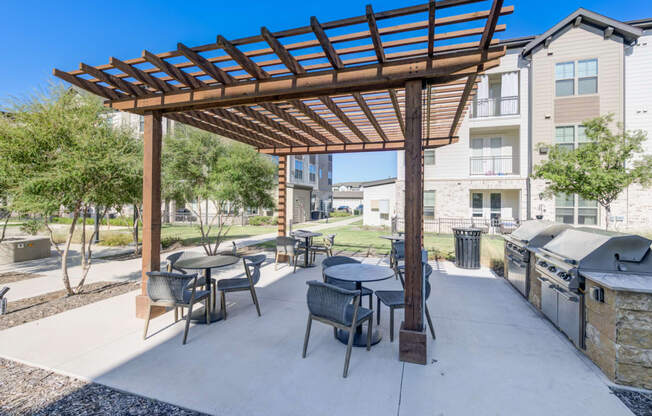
(389, 307, 394, 342)
(368, 294, 372, 310)
(143, 304, 152, 340)
(376, 297, 381, 324)
(250, 286, 261, 317)
(205, 298, 210, 324)
(293, 255, 298, 273)
(302, 314, 312, 358)
(343, 325, 355, 378)
(366, 318, 372, 351)
(220, 291, 227, 320)
(274, 254, 279, 271)
(425, 305, 436, 339)
(212, 281, 217, 310)
(183, 304, 193, 345)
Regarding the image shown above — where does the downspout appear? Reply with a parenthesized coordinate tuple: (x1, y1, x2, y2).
(526, 53, 533, 220)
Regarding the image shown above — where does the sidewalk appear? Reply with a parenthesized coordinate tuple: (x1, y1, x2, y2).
(1, 216, 361, 302)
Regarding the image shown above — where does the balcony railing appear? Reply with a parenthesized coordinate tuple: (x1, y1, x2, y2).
(470, 156, 513, 176)
(470, 96, 519, 118)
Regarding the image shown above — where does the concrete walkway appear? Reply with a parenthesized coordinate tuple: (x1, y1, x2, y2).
(0, 257, 632, 416)
(1, 216, 361, 302)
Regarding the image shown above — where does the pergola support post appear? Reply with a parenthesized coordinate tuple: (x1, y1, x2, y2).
(399, 79, 427, 365)
(135, 111, 164, 319)
(277, 156, 287, 237)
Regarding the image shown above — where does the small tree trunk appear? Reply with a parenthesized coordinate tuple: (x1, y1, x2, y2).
(61, 206, 80, 296)
(132, 205, 140, 255)
(0, 214, 9, 244)
(604, 205, 611, 231)
(75, 207, 106, 293)
(163, 199, 170, 224)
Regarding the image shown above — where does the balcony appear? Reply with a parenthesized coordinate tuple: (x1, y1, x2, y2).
(470, 156, 514, 176)
(470, 96, 519, 118)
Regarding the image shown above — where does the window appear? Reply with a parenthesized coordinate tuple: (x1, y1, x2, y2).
(423, 191, 435, 219)
(578, 59, 597, 95)
(138, 116, 145, 133)
(319, 168, 323, 179)
(327, 170, 332, 185)
(472, 193, 483, 217)
(309, 165, 316, 182)
(556, 193, 598, 225)
(424, 150, 436, 166)
(555, 62, 575, 97)
(555, 126, 575, 152)
(370, 200, 379, 212)
(294, 160, 303, 180)
(577, 126, 591, 147)
(379, 199, 390, 220)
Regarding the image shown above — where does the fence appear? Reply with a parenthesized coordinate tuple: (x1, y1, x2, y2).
(470, 96, 519, 118)
(469, 156, 514, 176)
(391, 217, 520, 235)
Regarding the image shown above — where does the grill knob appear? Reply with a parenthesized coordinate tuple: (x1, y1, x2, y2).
(518, 248, 526, 254)
(538, 261, 548, 267)
(548, 265, 557, 273)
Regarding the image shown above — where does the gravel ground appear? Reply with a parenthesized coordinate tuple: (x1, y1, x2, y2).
(611, 388, 652, 416)
(0, 272, 41, 284)
(0, 281, 140, 331)
(0, 358, 206, 415)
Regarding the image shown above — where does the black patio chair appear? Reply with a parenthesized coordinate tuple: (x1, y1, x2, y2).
(218, 254, 266, 319)
(143, 271, 211, 345)
(311, 234, 335, 263)
(302, 280, 373, 378)
(321, 256, 373, 309)
(390, 240, 405, 273)
(275, 236, 306, 272)
(166, 251, 217, 309)
(374, 261, 436, 342)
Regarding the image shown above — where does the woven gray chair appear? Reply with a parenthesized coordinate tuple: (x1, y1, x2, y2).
(302, 280, 373, 378)
(143, 271, 211, 345)
(390, 240, 405, 273)
(310, 234, 335, 263)
(275, 236, 306, 272)
(374, 262, 436, 342)
(166, 251, 217, 309)
(321, 256, 374, 309)
(218, 254, 266, 319)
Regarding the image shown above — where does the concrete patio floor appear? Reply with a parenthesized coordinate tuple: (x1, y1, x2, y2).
(0, 255, 633, 416)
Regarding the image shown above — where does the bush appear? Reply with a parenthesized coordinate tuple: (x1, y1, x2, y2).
(330, 211, 351, 218)
(50, 216, 135, 227)
(491, 259, 505, 277)
(20, 219, 43, 235)
(162, 235, 182, 249)
(248, 215, 274, 226)
(98, 232, 133, 247)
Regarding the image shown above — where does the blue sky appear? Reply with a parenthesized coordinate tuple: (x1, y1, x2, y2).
(2, 0, 650, 182)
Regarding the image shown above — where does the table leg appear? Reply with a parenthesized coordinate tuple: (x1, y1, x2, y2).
(190, 268, 224, 324)
(304, 237, 309, 267)
(336, 281, 383, 347)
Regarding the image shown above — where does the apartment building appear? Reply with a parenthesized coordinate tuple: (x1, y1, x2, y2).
(392, 9, 652, 232)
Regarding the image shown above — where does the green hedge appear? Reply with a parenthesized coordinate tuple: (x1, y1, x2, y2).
(330, 211, 352, 218)
(248, 215, 275, 226)
(51, 216, 136, 227)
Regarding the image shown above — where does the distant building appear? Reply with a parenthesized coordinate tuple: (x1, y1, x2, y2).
(362, 178, 397, 227)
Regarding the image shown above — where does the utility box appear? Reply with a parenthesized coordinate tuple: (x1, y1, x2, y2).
(0, 237, 51, 264)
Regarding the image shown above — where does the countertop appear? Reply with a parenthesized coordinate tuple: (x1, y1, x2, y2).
(583, 271, 652, 294)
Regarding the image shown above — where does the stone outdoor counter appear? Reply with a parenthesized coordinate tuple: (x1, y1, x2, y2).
(583, 274, 652, 390)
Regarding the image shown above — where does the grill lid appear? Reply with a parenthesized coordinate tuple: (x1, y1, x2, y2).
(541, 229, 652, 271)
(509, 220, 571, 248)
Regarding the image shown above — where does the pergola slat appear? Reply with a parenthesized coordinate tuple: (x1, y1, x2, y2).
(319, 96, 370, 143)
(177, 42, 236, 85)
(353, 92, 389, 142)
(52, 69, 124, 100)
(217, 35, 270, 80)
(109, 57, 178, 93)
(234, 106, 315, 146)
(79, 63, 149, 97)
(289, 99, 352, 144)
(260, 103, 330, 144)
(209, 107, 301, 147)
(142, 50, 206, 89)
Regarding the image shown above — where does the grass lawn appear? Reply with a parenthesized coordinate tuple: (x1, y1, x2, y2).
(290, 223, 504, 267)
(160, 223, 277, 246)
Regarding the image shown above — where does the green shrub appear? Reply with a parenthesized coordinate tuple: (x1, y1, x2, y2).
(330, 211, 351, 218)
(98, 232, 133, 247)
(248, 215, 274, 226)
(50, 216, 135, 227)
(20, 219, 43, 235)
(162, 235, 183, 249)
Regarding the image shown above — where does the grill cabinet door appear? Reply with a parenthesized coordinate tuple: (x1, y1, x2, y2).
(556, 288, 583, 349)
(540, 277, 558, 325)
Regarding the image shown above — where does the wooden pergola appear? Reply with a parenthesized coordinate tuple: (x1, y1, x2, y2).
(55, 0, 510, 364)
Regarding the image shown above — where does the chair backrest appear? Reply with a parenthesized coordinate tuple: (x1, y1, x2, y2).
(392, 240, 405, 261)
(146, 271, 198, 303)
(165, 251, 200, 273)
(243, 254, 266, 285)
(276, 236, 297, 255)
(321, 256, 360, 283)
(306, 280, 359, 325)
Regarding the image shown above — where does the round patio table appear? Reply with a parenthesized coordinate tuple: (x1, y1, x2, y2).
(291, 231, 322, 268)
(379, 235, 404, 242)
(174, 255, 240, 324)
(324, 263, 395, 347)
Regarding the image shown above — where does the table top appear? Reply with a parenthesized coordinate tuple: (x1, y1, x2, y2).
(324, 264, 395, 283)
(380, 235, 404, 241)
(292, 231, 323, 238)
(175, 255, 240, 270)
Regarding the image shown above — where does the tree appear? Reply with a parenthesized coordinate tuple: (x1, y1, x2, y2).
(533, 114, 652, 230)
(0, 85, 142, 295)
(162, 128, 276, 255)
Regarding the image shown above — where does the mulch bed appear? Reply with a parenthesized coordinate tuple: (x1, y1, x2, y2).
(611, 388, 652, 416)
(0, 358, 206, 416)
(0, 281, 140, 331)
(0, 272, 42, 284)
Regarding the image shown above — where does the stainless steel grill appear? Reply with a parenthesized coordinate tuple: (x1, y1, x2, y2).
(534, 229, 652, 349)
(504, 220, 570, 298)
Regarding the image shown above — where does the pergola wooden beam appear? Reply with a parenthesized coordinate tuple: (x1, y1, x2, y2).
(79, 63, 149, 97)
(233, 106, 315, 146)
(52, 69, 124, 100)
(353, 92, 389, 141)
(208, 107, 299, 147)
(428, 1, 436, 58)
(319, 96, 370, 143)
(261, 27, 306, 75)
(289, 99, 352, 144)
(217, 35, 270, 80)
(260, 102, 330, 144)
(311, 16, 344, 70)
(177, 42, 236, 85)
(366, 5, 385, 63)
(142, 50, 206, 89)
(109, 57, 178, 93)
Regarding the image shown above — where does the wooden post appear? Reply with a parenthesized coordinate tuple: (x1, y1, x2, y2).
(277, 156, 287, 236)
(399, 79, 427, 364)
(136, 111, 164, 319)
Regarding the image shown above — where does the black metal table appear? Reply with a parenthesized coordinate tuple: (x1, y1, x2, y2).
(324, 263, 395, 347)
(174, 255, 240, 324)
(379, 235, 404, 242)
(292, 231, 322, 268)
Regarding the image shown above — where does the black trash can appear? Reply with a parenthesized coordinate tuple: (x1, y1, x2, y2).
(452, 227, 482, 269)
